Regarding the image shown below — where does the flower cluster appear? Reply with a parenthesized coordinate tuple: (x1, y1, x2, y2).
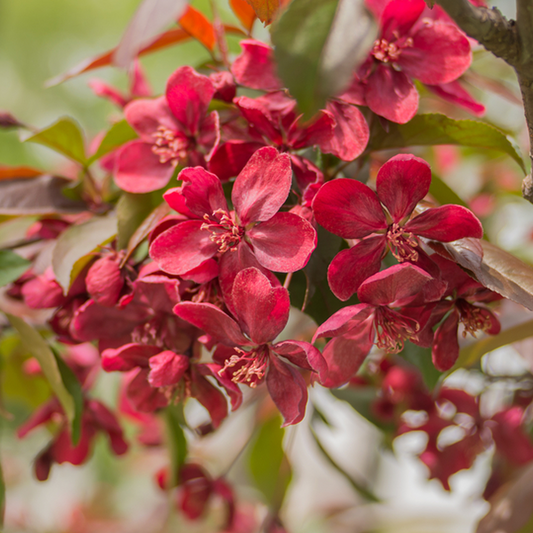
(4, 0, 532, 527)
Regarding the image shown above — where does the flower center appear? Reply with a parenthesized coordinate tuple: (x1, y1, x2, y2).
(151, 126, 189, 165)
(200, 209, 244, 254)
(374, 307, 419, 354)
(456, 300, 493, 337)
(372, 36, 413, 63)
(219, 346, 269, 388)
(386, 223, 419, 262)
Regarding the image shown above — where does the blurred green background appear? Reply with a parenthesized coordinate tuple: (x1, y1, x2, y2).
(0, 0, 236, 168)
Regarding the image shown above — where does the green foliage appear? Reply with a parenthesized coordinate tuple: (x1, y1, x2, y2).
(248, 415, 291, 508)
(116, 191, 162, 250)
(165, 404, 188, 487)
(52, 214, 117, 292)
(88, 120, 138, 164)
(53, 351, 84, 445)
(0, 250, 31, 287)
(5, 315, 75, 427)
(272, 0, 374, 119)
(368, 113, 526, 173)
(25, 117, 87, 165)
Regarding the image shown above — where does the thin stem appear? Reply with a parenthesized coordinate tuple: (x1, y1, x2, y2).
(283, 272, 293, 290)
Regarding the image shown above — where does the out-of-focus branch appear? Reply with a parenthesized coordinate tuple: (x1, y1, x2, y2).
(434, 0, 533, 203)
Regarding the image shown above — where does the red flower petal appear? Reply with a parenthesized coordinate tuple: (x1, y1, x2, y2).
(313, 178, 386, 239)
(166, 66, 215, 134)
(247, 212, 317, 272)
(327, 236, 386, 301)
(365, 65, 419, 124)
(405, 205, 483, 241)
(273, 340, 327, 380)
(148, 351, 190, 387)
(127, 369, 169, 412)
(86, 256, 124, 307)
(380, 0, 425, 41)
(399, 22, 471, 85)
(208, 141, 263, 182)
(232, 146, 292, 225)
(179, 166, 228, 219)
(321, 101, 369, 161)
(320, 319, 374, 388)
(174, 302, 250, 346)
(358, 263, 439, 307)
(234, 96, 283, 145)
(425, 80, 485, 117)
(231, 267, 290, 345)
(190, 368, 229, 428)
(115, 140, 174, 193)
(102, 343, 161, 372)
(313, 304, 373, 341)
(149, 220, 219, 275)
(432, 310, 460, 371)
(124, 96, 179, 140)
(231, 39, 282, 91)
(376, 154, 431, 222)
(266, 355, 308, 427)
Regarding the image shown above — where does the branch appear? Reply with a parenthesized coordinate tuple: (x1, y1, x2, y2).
(435, 0, 533, 203)
(435, 0, 519, 65)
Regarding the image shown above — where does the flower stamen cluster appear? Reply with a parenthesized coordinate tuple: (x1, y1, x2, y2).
(152, 125, 189, 165)
(200, 210, 244, 253)
(386, 223, 419, 262)
(220, 346, 269, 388)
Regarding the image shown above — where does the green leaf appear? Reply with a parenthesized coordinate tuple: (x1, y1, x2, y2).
(249, 415, 291, 508)
(272, 0, 375, 118)
(165, 404, 188, 487)
(429, 173, 467, 208)
(0, 250, 31, 287)
(309, 422, 380, 502)
(368, 114, 526, 174)
(25, 117, 87, 165)
(116, 192, 161, 250)
(52, 215, 117, 293)
(453, 318, 533, 370)
(5, 314, 75, 424)
(88, 120, 138, 165)
(53, 351, 83, 445)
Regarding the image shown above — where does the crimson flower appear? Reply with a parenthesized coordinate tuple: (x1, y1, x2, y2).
(312, 154, 483, 300)
(313, 263, 446, 388)
(150, 146, 317, 276)
(18, 397, 127, 481)
(428, 255, 501, 371)
(115, 66, 220, 193)
(342, 0, 472, 123)
(174, 267, 325, 426)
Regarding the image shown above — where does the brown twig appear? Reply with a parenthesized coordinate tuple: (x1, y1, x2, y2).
(434, 0, 533, 202)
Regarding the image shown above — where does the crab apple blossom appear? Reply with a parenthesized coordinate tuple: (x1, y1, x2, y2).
(312, 153, 483, 300)
(219, 39, 370, 164)
(150, 146, 317, 276)
(174, 267, 325, 426)
(313, 263, 446, 388)
(114, 66, 220, 193)
(425, 254, 501, 371)
(18, 397, 127, 481)
(342, 0, 472, 123)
